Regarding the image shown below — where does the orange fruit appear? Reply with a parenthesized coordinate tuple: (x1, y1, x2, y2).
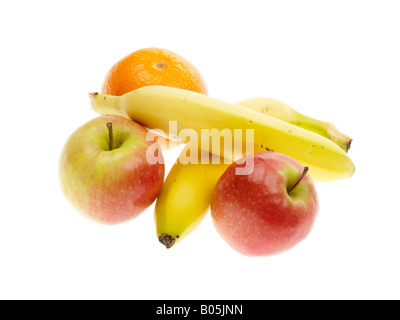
(100, 47, 208, 150)
(101, 47, 208, 96)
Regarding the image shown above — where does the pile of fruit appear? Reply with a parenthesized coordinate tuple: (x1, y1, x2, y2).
(59, 48, 355, 257)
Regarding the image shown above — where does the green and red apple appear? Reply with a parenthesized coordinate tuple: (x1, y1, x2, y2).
(211, 151, 319, 256)
(59, 115, 165, 225)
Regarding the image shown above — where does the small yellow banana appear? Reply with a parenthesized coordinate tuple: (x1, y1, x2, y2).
(90, 85, 355, 182)
(155, 150, 230, 248)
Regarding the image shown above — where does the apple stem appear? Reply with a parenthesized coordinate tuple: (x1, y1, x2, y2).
(288, 167, 309, 193)
(106, 122, 114, 150)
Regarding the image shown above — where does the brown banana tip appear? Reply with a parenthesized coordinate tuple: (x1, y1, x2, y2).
(159, 234, 175, 249)
(347, 139, 353, 152)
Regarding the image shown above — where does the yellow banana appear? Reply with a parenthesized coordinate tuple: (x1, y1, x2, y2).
(90, 85, 355, 182)
(153, 97, 352, 153)
(236, 97, 352, 152)
(155, 150, 230, 248)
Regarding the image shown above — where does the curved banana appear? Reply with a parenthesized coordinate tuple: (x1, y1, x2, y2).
(155, 150, 230, 248)
(154, 97, 352, 153)
(236, 97, 352, 152)
(90, 85, 355, 182)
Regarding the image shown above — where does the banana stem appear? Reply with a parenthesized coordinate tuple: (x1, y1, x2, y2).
(294, 112, 352, 152)
(325, 123, 352, 152)
(89, 92, 126, 117)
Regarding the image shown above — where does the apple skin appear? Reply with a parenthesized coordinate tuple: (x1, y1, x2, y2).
(210, 152, 318, 257)
(59, 115, 165, 225)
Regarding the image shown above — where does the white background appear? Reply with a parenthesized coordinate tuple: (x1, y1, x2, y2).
(1, 0, 399, 300)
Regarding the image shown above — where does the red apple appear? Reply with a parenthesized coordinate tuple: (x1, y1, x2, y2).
(59, 115, 164, 225)
(210, 151, 319, 256)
